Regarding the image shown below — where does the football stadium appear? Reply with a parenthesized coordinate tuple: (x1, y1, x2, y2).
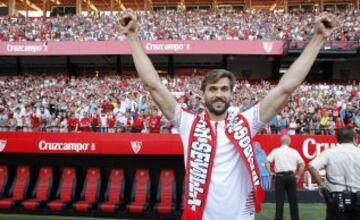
(0, 0, 359, 220)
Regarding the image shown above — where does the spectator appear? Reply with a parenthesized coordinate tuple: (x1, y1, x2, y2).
(80, 112, 91, 132)
(13, 107, 25, 131)
(319, 111, 330, 134)
(0, 9, 358, 49)
(354, 109, 360, 134)
(67, 112, 79, 132)
(36, 106, 51, 131)
(0, 106, 8, 131)
(107, 112, 116, 133)
(99, 111, 108, 133)
(132, 111, 146, 133)
(0, 73, 358, 134)
(149, 107, 161, 133)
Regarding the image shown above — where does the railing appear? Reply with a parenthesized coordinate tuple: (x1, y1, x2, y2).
(289, 40, 359, 49)
(0, 125, 349, 135)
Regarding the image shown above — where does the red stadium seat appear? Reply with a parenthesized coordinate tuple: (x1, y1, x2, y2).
(0, 165, 30, 209)
(22, 167, 53, 210)
(73, 168, 101, 212)
(0, 166, 8, 198)
(127, 169, 150, 214)
(99, 168, 125, 213)
(47, 167, 76, 211)
(154, 170, 176, 214)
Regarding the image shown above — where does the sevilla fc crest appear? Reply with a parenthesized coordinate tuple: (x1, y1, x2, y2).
(131, 141, 142, 154)
(0, 140, 6, 152)
(262, 41, 274, 54)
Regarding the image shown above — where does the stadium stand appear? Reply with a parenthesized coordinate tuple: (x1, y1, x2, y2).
(0, 74, 359, 135)
(0, 1, 359, 219)
(0, 10, 358, 44)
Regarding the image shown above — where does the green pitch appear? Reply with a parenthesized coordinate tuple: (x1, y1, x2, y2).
(257, 203, 326, 219)
(0, 203, 326, 220)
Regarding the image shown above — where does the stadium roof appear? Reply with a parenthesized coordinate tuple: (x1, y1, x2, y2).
(3, 0, 244, 11)
(1, 0, 356, 12)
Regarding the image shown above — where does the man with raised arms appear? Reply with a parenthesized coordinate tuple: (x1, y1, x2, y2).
(119, 10, 336, 220)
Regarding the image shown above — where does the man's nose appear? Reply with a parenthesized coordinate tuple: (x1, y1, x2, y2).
(216, 90, 226, 98)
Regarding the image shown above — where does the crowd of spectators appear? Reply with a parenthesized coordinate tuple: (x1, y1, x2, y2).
(0, 72, 359, 135)
(0, 9, 359, 47)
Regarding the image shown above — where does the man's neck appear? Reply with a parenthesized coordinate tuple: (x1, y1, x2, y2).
(207, 110, 227, 122)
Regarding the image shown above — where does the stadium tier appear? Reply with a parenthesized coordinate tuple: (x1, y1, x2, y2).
(0, 75, 359, 135)
(0, 10, 359, 44)
(0, 41, 286, 56)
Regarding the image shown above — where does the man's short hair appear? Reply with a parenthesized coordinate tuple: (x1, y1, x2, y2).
(336, 127, 357, 144)
(201, 69, 236, 92)
(280, 135, 291, 145)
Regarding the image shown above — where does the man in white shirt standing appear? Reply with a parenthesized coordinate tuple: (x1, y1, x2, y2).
(266, 135, 305, 220)
(13, 107, 25, 131)
(119, 9, 335, 220)
(308, 127, 360, 220)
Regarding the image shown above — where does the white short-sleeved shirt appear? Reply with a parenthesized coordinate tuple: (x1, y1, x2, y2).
(267, 145, 304, 173)
(13, 112, 24, 127)
(309, 143, 360, 193)
(172, 104, 265, 220)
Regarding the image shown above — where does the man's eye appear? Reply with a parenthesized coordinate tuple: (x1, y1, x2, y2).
(209, 87, 216, 92)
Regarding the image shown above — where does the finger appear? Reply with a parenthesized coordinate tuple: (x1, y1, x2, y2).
(127, 10, 137, 21)
(126, 19, 136, 29)
(322, 13, 337, 27)
(117, 19, 126, 28)
(320, 16, 334, 29)
(119, 25, 130, 35)
(122, 16, 133, 27)
(125, 8, 135, 19)
(118, 26, 127, 35)
(326, 12, 336, 21)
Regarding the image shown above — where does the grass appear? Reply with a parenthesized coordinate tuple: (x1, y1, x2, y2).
(257, 203, 326, 220)
(0, 203, 326, 220)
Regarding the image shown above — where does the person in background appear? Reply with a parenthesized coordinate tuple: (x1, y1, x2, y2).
(254, 142, 271, 190)
(308, 127, 360, 220)
(266, 135, 305, 220)
(0, 106, 9, 131)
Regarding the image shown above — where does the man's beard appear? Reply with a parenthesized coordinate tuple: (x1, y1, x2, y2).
(205, 97, 230, 116)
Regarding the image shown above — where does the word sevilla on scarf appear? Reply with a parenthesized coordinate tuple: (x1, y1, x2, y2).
(186, 115, 215, 212)
(182, 111, 264, 220)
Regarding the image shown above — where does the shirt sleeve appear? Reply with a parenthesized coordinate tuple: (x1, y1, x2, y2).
(296, 152, 305, 165)
(170, 104, 196, 134)
(241, 103, 266, 137)
(267, 150, 275, 163)
(170, 104, 182, 129)
(309, 150, 330, 170)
